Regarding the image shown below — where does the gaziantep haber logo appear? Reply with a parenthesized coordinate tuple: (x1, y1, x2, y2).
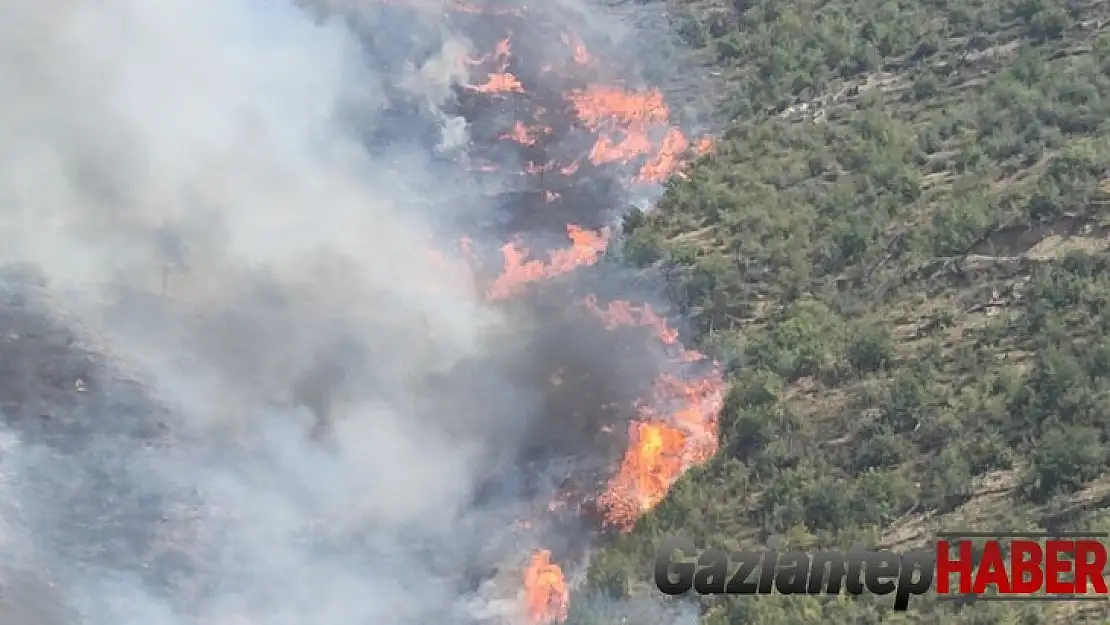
(654, 532, 1109, 609)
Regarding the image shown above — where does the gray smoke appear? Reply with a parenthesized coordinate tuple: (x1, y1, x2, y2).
(0, 0, 554, 623)
(0, 0, 706, 623)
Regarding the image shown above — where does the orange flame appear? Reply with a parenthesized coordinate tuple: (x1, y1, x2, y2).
(523, 550, 569, 624)
(597, 370, 724, 532)
(407, 14, 725, 615)
(463, 36, 524, 94)
(589, 132, 655, 167)
(581, 294, 678, 343)
(465, 72, 525, 94)
(466, 36, 513, 68)
(637, 127, 691, 183)
(580, 295, 724, 532)
(598, 421, 687, 518)
(645, 373, 724, 452)
(501, 120, 551, 146)
(567, 86, 670, 129)
(580, 295, 703, 362)
(564, 86, 706, 182)
(486, 225, 609, 300)
(493, 36, 513, 65)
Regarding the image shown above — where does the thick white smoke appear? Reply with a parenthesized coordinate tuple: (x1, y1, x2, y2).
(0, 0, 717, 622)
(0, 0, 559, 623)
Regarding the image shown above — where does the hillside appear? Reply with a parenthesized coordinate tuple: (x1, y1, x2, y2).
(577, 0, 1110, 622)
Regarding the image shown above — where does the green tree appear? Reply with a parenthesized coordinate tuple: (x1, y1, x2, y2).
(1022, 425, 1106, 502)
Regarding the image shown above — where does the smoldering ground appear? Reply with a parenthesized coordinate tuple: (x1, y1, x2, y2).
(0, 0, 704, 623)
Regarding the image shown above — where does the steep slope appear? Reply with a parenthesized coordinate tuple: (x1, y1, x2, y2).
(580, 0, 1110, 623)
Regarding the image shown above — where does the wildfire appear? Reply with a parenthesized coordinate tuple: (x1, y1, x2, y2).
(589, 132, 655, 167)
(599, 421, 686, 515)
(597, 370, 724, 532)
(637, 127, 692, 183)
(567, 86, 671, 129)
(580, 294, 703, 362)
(523, 549, 569, 624)
(412, 14, 723, 620)
(644, 372, 724, 457)
(579, 295, 724, 531)
(486, 225, 610, 300)
(501, 120, 551, 146)
(564, 86, 711, 182)
(467, 36, 514, 67)
(466, 72, 525, 94)
(463, 35, 526, 94)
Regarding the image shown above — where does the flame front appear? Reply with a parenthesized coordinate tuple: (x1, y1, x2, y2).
(596, 369, 724, 531)
(463, 31, 712, 187)
(486, 225, 610, 300)
(604, 421, 686, 512)
(580, 294, 704, 362)
(407, 15, 722, 620)
(564, 85, 708, 182)
(581, 295, 725, 531)
(523, 549, 569, 624)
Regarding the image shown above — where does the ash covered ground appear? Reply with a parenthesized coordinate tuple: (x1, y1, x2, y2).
(0, 1, 710, 624)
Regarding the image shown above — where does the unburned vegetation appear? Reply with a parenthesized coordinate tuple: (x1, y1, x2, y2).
(575, 0, 1110, 622)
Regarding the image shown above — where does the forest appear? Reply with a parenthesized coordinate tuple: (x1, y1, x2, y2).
(575, 0, 1110, 622)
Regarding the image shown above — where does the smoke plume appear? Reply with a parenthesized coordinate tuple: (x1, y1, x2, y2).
(0, 0, 710, 623)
